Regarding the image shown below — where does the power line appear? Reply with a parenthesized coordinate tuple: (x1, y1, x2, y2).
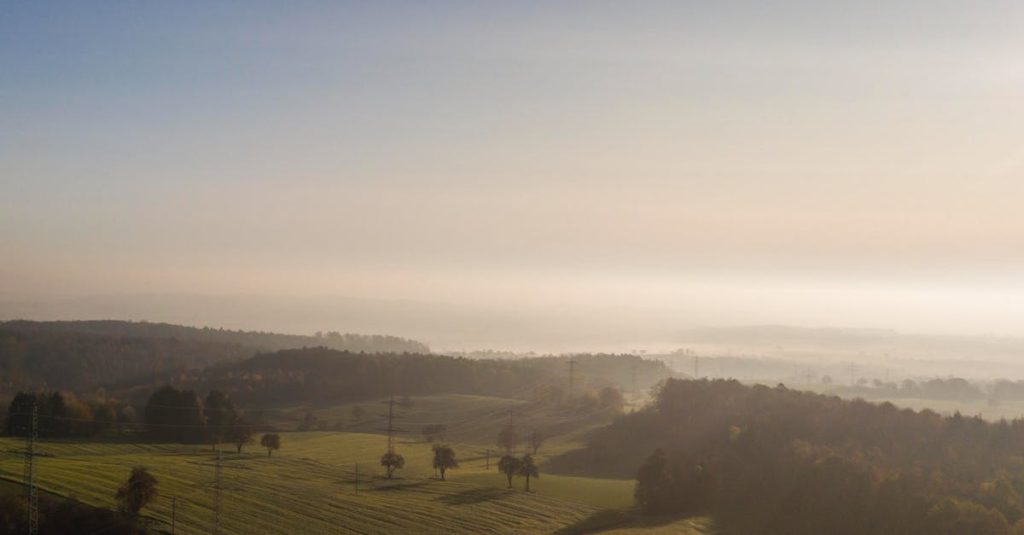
(568, 359, 576, 401)
(25, 402, 39, 535)
(630, 363, 637, 404)
(212, 449, 222, 535)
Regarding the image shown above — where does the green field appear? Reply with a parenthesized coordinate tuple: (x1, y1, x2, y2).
(0, 395, 709, 534)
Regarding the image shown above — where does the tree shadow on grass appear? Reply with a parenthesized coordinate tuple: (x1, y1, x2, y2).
(555, 508, 711, 535)
(369, 480, 432, 492)
(436, 487, 509, 505)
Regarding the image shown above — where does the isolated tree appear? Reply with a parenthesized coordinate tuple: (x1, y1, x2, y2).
(116, 466, 158, 516)
(432, 445, 459, 481)
(498, 455, 522, 489)
(231, 423, 253, 454)
(380, 452, 405, 479)
(528, 430, 546, 455)
(497, 424, 519, 454)
(518, 454, 540, 492)
(351, 405, 367, 423)
(260, 433, 281, 457)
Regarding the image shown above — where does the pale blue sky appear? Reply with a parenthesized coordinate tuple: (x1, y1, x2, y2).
(3, 1, 1024, 337)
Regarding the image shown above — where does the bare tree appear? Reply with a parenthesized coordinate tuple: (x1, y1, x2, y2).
(231, 423, 253, 453)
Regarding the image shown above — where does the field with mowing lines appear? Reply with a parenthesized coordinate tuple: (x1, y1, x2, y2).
(0, 433, 602, 534)
(0, 395, 664, 534)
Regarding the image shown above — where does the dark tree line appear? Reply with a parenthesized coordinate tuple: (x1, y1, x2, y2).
(184, 348, 672, 408)
(142, 386, 254, 448)
(556, 378, 1024, 534)
(4, 391, 127, 438)
(1, 320, 430, 354)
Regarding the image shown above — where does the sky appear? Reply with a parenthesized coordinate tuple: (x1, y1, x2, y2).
(3, 1, 1024, 343)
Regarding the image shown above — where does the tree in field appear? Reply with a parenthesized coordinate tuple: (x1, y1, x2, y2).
(528, 430, 546, 455)
(497, 424, 519, 454)
(380, 452, 405, 479)
(518, 454, 539, 492)
(498, 455, 522, 489)
(260, 433, 281, 457)
(116, 466, 158, 516)
(432, 445, 459, 481)
(230, 422, 253, 453)
(351, 405, 367, 423)
(204, 390, 238, 447)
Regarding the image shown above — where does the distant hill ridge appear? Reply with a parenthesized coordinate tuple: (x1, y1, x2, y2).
(0, 319, 430, 354)
(0, 320, 430, 395)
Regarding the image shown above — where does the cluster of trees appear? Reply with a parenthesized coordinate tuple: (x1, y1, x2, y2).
(497, 454, 540, 491)
(560, 378, 1024, 534)
(4, 391, 128, 438)
(142, 385, 273, 454)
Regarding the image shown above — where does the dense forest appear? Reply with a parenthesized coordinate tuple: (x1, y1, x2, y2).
(555, 378, 1024, 535)
(0, 320, 430, 395)
(179, 349, 673, 407)
(2, 346, 675, 443)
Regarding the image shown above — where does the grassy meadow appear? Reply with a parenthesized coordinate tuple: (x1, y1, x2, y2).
(0, 394, 710, 534)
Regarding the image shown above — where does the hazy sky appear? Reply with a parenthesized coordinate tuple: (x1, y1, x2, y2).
(3, 2, 1024, 338)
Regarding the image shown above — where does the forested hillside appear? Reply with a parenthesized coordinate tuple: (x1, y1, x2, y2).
(173, 349, 674, 407)
(554, 378, 1024, 534)
(0, 320, 429, 396)
(1, 320, 429, 353)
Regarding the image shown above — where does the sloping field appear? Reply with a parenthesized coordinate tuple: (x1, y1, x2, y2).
(0, 395, 635, 534)
(0, 433, 598, 534)
(0, 394, 710, 534)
